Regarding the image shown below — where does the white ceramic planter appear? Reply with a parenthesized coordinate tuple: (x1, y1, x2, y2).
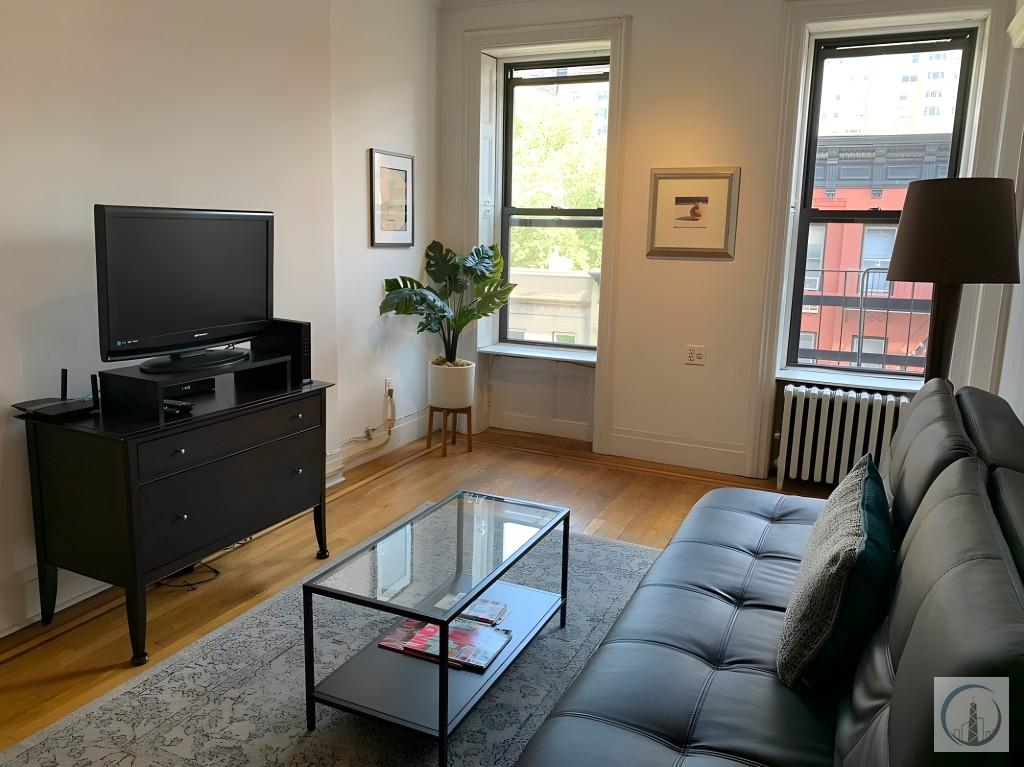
(428, 361, 476, 409)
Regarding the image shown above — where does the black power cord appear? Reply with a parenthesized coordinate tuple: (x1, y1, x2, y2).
(156, 561, 221, 591)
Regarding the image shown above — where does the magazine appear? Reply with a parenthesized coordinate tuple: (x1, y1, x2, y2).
(461, 597, 508, 626)
(378, 617, 512, 672)
(432, 592, 509, 626)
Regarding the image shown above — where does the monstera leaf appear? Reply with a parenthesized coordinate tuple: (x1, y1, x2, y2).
(380, 241, 515, 363)
(379, 276, 453, 319)
(424, 241, 468, 298)
(459, 244, 497, 283)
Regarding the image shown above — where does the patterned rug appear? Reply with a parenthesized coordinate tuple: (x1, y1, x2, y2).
(1, 528, 658, 767)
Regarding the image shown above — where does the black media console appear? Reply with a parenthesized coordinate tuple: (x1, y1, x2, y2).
(18, 352, 333, 665)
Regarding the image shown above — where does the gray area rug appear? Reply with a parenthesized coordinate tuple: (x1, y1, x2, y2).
(1, 530, 657, 767)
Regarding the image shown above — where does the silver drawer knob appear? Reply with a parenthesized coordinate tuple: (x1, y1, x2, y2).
(176, 448, 187, 456)
(177, 513, 189, 521)
(294, 413, 304, 420)
(295, 468, 304, 476)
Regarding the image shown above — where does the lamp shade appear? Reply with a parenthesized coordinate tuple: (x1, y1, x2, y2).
(887, 177, 1020, 284)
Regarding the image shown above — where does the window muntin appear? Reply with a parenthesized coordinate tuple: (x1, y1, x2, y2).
(787, 29, 975, 377)
(499, 58, 610, 349)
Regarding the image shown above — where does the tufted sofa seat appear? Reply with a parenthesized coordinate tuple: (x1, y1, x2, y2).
(518, 379, 1024, 767)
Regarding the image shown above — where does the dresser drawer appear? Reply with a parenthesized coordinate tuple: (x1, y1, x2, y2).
(137, 427, 323, 572)
(137, 395, 321, 481)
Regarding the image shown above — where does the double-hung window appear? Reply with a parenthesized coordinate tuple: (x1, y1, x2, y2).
(499, 58, 610, 349)
(787, 29, 976, 376)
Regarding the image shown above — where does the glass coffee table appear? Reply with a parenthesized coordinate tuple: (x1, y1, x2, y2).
(302, 490, 569, 766)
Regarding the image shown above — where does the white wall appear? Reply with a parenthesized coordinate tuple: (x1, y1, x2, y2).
(0, 0, 440, 637)
(330, 0, 439, 457)
(440, 0, 787, 474)
(441, 0, 1023, 475)
(997, 5, 1024, 415)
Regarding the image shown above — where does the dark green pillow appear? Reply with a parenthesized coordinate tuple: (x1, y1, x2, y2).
(777, 453, 895, 689)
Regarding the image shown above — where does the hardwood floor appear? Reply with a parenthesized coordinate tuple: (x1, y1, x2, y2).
(0, 428, 788, 747)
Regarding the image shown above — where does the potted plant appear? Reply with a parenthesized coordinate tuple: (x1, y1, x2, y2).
(379, 240, 515, 410)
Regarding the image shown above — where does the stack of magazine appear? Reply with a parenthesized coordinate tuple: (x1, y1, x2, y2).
(377, 595, 511, 672)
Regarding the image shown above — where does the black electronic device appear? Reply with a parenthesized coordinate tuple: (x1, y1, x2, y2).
(162, 398, 194, 411)
(163, 378, 215, 399)
(251, 319, 311, 387)
(12, 369, 98, 421)
(94, 205, 274, 374)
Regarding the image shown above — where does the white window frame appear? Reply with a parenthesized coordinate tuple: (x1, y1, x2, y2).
(750, 3, 1015, 481)
(466, 20, 626, 371)
(771, 13, 989, 391)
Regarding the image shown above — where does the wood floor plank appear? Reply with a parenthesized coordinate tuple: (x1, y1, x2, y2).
(0, 427, 793, 745)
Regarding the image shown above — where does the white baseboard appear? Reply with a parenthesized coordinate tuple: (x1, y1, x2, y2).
(597, 426, 748, 476)
(1, 568, 109, 639)
(490, 410, 592, 441)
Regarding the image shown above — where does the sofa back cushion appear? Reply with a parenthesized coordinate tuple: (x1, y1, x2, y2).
(835, 457, 1024, 766)
(956, 386, 1024, 472)
(991, 468, 1024, 580)
(885, 378, 975, 538)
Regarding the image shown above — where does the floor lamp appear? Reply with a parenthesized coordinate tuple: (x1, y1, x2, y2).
(887, 177, 1020, 381)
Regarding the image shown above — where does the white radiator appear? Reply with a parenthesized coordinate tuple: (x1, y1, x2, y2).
(776, 385, 911, 490)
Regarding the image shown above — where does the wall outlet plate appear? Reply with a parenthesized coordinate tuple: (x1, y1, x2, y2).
(384, 377, 393, 394)
(686, 344, 706, 365)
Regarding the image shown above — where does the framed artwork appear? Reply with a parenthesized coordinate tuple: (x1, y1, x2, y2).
(646, 167, 740, 259)
(369, 148, 414, 247)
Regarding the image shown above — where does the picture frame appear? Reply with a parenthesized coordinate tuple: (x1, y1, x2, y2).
(646, 166, 740, 260)
(369, 148, 414, 247)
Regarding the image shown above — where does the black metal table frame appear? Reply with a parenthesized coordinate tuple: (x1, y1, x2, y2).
(302, 490, 570, 767)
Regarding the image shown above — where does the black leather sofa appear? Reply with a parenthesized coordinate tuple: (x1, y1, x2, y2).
(519, 379, 1024, 766)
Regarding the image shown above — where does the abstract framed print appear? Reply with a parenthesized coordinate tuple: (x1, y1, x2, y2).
(370, 148, 414, 247)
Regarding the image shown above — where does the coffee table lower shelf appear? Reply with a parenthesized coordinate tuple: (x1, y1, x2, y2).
(311, 581, 562, 737)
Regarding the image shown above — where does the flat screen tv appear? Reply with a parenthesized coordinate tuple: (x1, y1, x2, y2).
(95, 205, 273, 373)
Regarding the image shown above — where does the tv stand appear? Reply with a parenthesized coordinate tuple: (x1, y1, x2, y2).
(140, 347, 248, 374)
(17, 369, 333, 665)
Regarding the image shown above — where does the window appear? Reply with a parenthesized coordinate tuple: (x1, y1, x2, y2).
(787, 29, 975, 377)
(499, 58, 610, 348)
(798, 332, 819, 364)
(851, 335, 887, 369)
(804, 223, 825, 291)
(861, 225, 896, 294)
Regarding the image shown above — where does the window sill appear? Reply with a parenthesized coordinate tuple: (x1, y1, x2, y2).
(776, 367, 922, 395)
(478, 343, 597, 366)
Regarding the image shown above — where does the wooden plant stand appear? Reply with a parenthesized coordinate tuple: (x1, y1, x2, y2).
(426, 406, 472, 457)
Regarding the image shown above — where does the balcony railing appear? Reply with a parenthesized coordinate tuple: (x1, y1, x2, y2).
(798, 268, 931, 375)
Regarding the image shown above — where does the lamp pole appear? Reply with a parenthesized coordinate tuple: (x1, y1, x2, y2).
(924, 282, 964, 381)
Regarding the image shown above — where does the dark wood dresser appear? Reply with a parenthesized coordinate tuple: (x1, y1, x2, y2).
(20, 374, 332, 665)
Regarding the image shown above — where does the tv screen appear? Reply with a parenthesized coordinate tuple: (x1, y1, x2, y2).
(95, 205, 273, 363)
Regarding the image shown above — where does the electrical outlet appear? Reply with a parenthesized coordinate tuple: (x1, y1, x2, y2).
(686, 344, 706, 365)
(384, 377, 393, 395)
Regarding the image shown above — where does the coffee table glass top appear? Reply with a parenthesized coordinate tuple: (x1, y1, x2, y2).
(308, 490, 567, 620)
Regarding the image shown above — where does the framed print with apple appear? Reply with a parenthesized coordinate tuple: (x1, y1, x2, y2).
(646, 167, 740, 259)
